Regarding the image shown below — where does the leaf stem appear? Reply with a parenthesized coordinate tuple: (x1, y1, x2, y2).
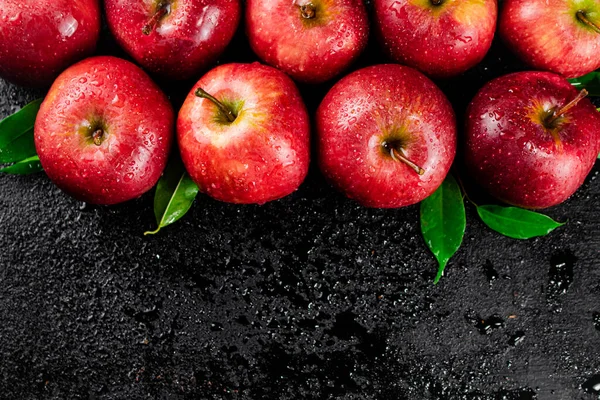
(453, 170, 479, 207)
(434, 266, 444, 285)
(144, 227, 161, 236)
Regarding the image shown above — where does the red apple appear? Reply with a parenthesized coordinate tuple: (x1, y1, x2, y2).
(177, 62, 310, 204)
(0, 0, 101, 87)
(35, 56, 174, 205)
(246, 0, 369, 83)
(500, 0, 600, 78)
(316, 64, 457, 208)
(104, 0, 241, 81)
(373, 0, 497, 78)
(465, 71, 600, 209)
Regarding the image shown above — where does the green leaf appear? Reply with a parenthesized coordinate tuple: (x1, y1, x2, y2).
(0, 99, 43, 163)
(569, 72, 600, 96)
(476, 205, 564, 239)
(0, 155, 43, 175)
(144, 156, 199, 235)
(420, 174, 466, 284)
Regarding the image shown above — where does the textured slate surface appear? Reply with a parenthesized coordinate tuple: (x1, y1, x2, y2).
(0, 14, 599, 400)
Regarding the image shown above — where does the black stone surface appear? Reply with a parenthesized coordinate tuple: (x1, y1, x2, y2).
(1, 8, 599, 400)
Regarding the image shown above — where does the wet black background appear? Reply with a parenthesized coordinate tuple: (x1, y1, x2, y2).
(0, 4, 599, 400)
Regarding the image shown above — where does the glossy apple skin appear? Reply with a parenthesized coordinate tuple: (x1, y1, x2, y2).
(177, 63, 310, 204)
(0, 0, 100, 87)
(500, 0, 600, 78)
(465, 71, 600, 209)
(35, 56, 174, 205)
(373, 0, 496, 78)
(317, 64, 457, 208)
(105, 0, 240, 81)
(246, 0, 369, 83)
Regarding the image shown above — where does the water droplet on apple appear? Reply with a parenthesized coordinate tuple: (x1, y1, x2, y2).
(7, 11, 21, 23)
(111, 94, 123, 107)
(58, 14, 79, 38)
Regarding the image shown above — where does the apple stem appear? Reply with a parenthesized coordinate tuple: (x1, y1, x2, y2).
(300, 3, 316, 19)
(546, 88, 588, 126)
(576, 11, 600, 34)
(92, 129, 104, 146)
(142, 2, 170, 35)
(388, 146, 425, 175)
(195, 88, 236, 123)
(430, 0, 443, 5)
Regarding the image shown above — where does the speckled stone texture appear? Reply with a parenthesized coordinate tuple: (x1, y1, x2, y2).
(0, 20, 599, 400)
